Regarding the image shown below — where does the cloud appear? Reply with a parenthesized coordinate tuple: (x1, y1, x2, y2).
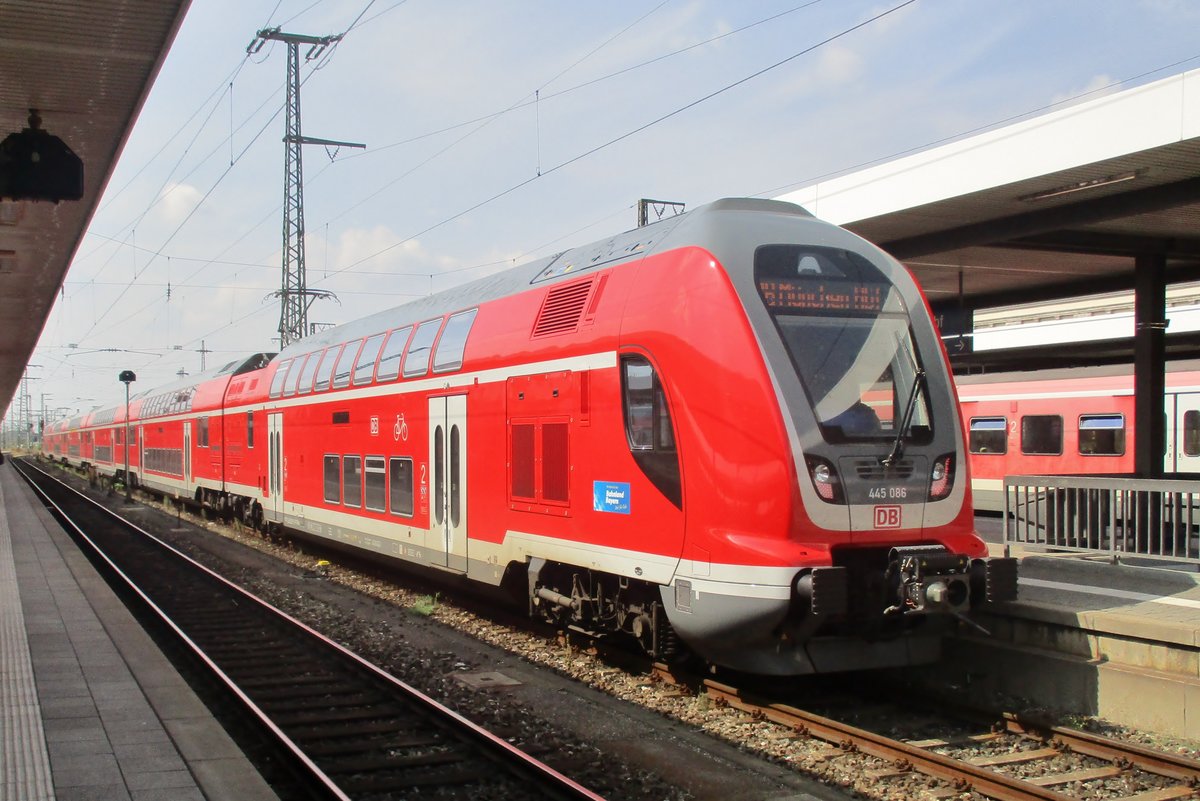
(154, 182, 204, 226)
(1049, 74, 1120, 107)
(331, 225, 430, 274)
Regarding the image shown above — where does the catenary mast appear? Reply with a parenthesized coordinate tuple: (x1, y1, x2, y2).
(249, 28, 363, 347)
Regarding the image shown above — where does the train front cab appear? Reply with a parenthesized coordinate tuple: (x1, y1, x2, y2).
(651, 206, 1016, 675)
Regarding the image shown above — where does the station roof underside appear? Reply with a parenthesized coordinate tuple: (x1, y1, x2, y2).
(0, 0, 190, 415)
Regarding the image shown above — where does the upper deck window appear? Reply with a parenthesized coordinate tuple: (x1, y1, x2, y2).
(269, 359, 292, 399)
(297, 349, 324, 394)
(403, 319, 442, 378)
(284, 354, 308, 397)
(376, 326, 413, 382)
(315, 345, 342, 391)
(353, 334, 386, 385)
(333, 340, 362, 389)
(432, 309, 477, 373)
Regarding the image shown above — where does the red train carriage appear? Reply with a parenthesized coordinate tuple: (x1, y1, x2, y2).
(957, 361, 1200, 511)
(43, 199, 1015, 676)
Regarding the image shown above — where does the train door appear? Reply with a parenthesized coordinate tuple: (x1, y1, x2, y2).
(428, 395, 467, 572)
(268, 412, 284, 518)
(138, 425, 144, 485)
(183, 421, 192, 496)
(1168, 392, 1200, 473)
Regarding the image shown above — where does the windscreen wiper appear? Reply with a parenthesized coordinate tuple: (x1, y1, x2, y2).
(883, 368, 925, 469)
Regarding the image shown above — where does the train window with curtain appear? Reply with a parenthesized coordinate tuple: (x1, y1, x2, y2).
(433, 309, 478, 373)
(389, 457, 414, 517)
(353, 333, 387, 385)
(403, 319, 442, 378)
(323, 455, 340, 503)
(1021, 415, 1062, 455)
(969, 417, 1007, 454)
(197, 417, 209, 448)
(375, 326, 413, 382)
(333, 340, 363, 389)
(1185, 411, 1200, 457)
(364, 456, 386, 511)
(621, 355, 681, 507)
(247, 412, 254, 448)
(343, 455, 362, 507)
(315, 344, 343, 391)
(1078, 414, 1125, 456)
(269, 359, 292, 398)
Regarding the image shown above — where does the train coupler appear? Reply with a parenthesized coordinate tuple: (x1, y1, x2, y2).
(884, 545, 971, 616)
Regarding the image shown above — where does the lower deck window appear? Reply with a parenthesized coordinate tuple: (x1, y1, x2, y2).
(1079, 414, 1125, 456)
(390, 458, 414, 516)
(323, 455, 340, 503)
(343, 456, 362, 508)
(1021, 415, 1062, 455)
(969, 417, 1007, 454)
(365, 456, 386, 511)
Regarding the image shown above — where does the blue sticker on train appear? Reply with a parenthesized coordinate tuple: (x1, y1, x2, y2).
(593, 481, 631, 514)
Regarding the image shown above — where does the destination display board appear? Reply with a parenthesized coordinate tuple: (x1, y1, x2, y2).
(757, 278, 886, 315)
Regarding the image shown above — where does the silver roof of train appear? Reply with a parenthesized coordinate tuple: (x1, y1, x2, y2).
(275, 198, 817, 361)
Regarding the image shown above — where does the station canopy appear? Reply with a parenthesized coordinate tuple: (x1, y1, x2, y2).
(777, 67, 1200, 373)
(0, 0, 190, 416)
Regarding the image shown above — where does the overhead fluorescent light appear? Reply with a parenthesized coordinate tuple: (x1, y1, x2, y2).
(1019, 169, 1144, 202)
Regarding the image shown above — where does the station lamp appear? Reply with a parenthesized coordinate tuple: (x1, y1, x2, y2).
(118, 370, 136, 501)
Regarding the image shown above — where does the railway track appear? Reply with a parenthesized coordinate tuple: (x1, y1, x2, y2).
(670, 671, 1200, 801)
(15, 458, 605, 801)
(26, 456, 1200, 801)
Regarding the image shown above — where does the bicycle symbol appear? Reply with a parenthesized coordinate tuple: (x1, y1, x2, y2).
(394, 413, 409, 442)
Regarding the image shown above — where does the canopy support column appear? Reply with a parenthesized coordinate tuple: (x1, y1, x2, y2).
(1134, 252, 1167, 479)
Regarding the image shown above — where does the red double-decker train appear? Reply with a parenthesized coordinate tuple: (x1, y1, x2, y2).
(42, 198, 1015, 675)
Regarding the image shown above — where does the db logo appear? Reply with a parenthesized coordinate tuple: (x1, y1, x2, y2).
(874, 505, 902, 529)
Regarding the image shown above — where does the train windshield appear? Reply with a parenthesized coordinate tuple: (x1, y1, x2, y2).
(754, 244, 931, 445)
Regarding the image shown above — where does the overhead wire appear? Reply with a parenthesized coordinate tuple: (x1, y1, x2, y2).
(67, 0, 407, 350)
(326, 0, 918, 277)
(331, 1, 824, 163)
(103, 1, 905, 355)
(100, 0, 681, 350)
(321, 1, 674, 226)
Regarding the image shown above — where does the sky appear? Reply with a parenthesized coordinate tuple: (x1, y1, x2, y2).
(17, 0, 1200, 421)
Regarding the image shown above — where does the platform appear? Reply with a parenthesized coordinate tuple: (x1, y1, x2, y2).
(0, 461, 278, 801)
(901, 522, 1200, 741)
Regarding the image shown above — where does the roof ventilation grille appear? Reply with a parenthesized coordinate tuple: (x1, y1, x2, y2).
(532, 278, 594, 338)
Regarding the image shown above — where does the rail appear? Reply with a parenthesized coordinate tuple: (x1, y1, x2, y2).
(1004, 474, 1200, 564)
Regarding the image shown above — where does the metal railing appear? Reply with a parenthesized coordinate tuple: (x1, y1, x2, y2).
(1004, 474, 1200, 564)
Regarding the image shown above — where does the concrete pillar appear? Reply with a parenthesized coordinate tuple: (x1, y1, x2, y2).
(1133, 252, 1167, 478)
